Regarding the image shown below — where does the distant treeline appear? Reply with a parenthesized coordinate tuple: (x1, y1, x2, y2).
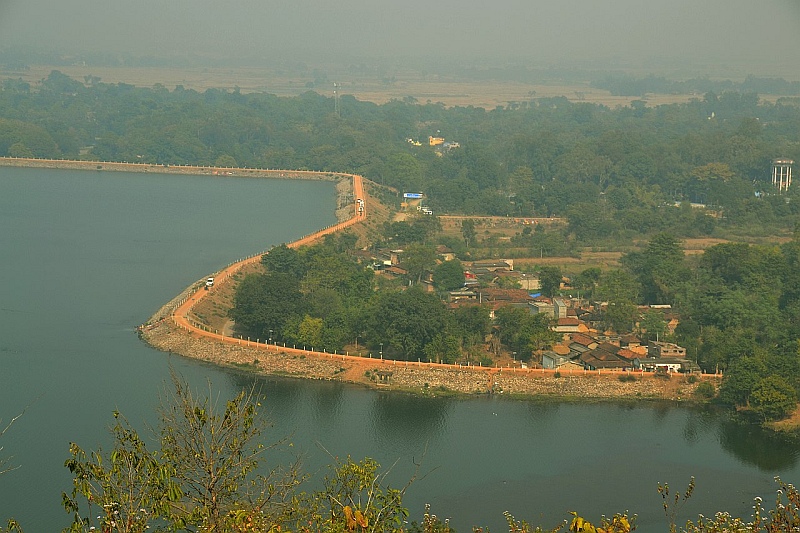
(1, 69, 800, 243)
(591, 73, 800, 97)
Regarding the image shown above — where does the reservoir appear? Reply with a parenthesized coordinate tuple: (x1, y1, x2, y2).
(1, 166, 798, 532)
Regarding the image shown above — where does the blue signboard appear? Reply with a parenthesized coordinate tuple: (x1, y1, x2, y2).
(403, 192, 424, 199)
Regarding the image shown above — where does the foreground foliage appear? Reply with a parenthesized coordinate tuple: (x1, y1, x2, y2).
(60, 372, 416, 533)
(3, 383, 800, 532)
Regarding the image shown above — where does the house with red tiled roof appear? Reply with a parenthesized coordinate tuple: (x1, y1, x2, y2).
(567, 333, 598, 359)
(619, 335, 642, 349)
(579, 345, 633, 370)
(616, 348, 640, 361)
(382, 265, 408, 277)
(551, 344, 572, 356)
(553, 317, 588, 334)
(463, 288, 536, 318)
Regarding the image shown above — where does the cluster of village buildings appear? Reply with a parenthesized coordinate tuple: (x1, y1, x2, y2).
(365, 248, 701, 374)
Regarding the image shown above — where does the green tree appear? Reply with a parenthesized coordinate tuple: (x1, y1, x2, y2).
(64, 373, 301, 533)
(691, 162, 735, 183)
(366, 287, 451, 360)
(461, 219, 477, 247)
(296, 315, 324, 348)
(301, 247, 373, 302)
(539, 266, 562, 297)
(308, 287, 344, 319)
(621, 233, 686, 304)
(316, 456, 410, 533)
(639, 309, 667, 342)
(63, 413, 180, 533)
(214, 153, 238, 168)
(424, 333, 462, 364)
(433, 259, 465, 291)
(603, 301, 638, 334)
(412, 213, 443, 243)
(228, 272, 307, 340)
(157, 376, 293, 530)
(402, 244, 438, 285)
(495, 307, 557, 360)
(452, 305, 491, 348)
(262, 244, 305, 278)
(381, 152, 423, 190)
(7, 142, 32, 158)
(750, 375, 798, 422)
(573, 267, 602, 299)
(719, 356, 767, 407)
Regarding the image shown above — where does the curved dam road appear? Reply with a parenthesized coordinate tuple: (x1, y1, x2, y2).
(167, 172, 502, 387)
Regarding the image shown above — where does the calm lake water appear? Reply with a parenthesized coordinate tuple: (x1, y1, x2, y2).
(1, 166, 798, 532)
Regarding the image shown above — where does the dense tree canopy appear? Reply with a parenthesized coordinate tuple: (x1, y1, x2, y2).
(1, 70, 799, 242)
(433, 259, 465, 291)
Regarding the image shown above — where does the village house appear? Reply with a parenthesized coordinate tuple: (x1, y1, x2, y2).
(436, 245, 456, 262)
(471, 259, 514, 271)
(578, 342, 633, 370)
(638, 358, 685, 373)
(541, 351, 583, 372)
(518, 273, 541, 291)
(553, 298, 569, 319)
(529, 299, 555, 317)
(553, 317, 586, 334)
(647, 341, 687, 358)
(446, 289, 478, 302)
(567, 333, 598, 358)
(619, 334, 643, 349)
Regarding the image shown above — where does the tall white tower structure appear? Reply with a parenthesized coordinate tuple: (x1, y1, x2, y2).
(333, 82, 341, 118)
(772, 158, 794, 193)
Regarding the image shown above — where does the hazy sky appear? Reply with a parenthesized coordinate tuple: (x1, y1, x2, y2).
(1, 0, 799, 73)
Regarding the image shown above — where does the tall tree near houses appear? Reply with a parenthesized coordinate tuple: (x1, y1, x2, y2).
(365, 286, 451, 360)
(402, 244, 438, 285)
(461, 218, 477, 248)
(622, 232, 686, 305)
(539, 266, 563, 298)
(433, 258, 465, 291)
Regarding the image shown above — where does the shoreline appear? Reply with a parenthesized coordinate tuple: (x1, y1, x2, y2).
(0, 156, 341, 180)
(0, 157, 355, 226)
(135, 163, 714, 402)
(7, 156, 714, 402)
(140, 317, 711, 401)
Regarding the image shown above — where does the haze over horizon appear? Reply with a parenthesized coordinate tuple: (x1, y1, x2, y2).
(1, 0, 800, 77)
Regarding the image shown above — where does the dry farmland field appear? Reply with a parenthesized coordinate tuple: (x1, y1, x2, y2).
(3, 63, 713, 109)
